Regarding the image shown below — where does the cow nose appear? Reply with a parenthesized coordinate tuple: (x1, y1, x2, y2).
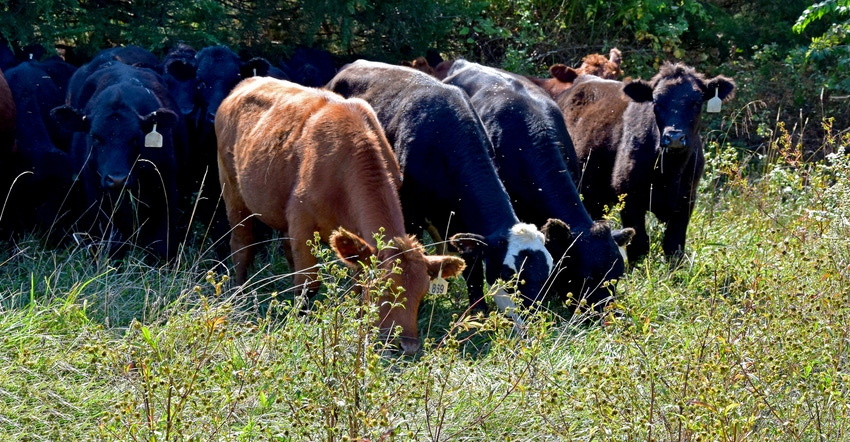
(103, 173, 129, 189)
(399, 336, 421, 355)
(661, 130, 687, 148)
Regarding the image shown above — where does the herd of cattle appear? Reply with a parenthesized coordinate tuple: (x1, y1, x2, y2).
(0, 43, 735, 353)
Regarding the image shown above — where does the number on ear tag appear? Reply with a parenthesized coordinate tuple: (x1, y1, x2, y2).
(706, 88, 722, 113)
(429, 275, 448, 295)
(145, 123, 163, 148)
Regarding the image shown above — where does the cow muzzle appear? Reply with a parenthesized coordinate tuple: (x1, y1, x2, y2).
(102, 173, 130, 189)
(661, 129, 687, 149)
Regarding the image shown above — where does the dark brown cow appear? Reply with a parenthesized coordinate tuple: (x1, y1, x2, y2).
(527, 48, 623, 98)
(558, 62, 735, 262)
(216, 76, 465, 354)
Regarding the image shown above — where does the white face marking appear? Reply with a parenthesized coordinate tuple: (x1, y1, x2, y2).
(502, 223, 554, 273)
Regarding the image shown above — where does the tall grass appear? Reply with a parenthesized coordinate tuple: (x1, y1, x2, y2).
(0, 115, 849, 440)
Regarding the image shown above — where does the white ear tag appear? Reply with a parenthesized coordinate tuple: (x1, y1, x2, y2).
(706, 88, 722, 113)
(145, 123, 163, 148)
(429, 270, 448, 295)
(253, 68, 257, 77)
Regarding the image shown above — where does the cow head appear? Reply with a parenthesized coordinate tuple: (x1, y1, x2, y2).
(450, 222, 554, 310)
(162, 47, 198, 116)
(52, 87, 178, 190)
(626, 63, 736, 153)
(195, 47, 278, 125)
(542, 219, 635, 311)
(330, 228, 465, 355)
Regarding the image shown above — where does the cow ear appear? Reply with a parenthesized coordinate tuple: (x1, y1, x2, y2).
(164, 59, 197, 82)
(541, 218, 572, 245)
(329, 228, 376, 266)
(449, 233, 487, 258)
(549, 64, 579, 84)
(622, 79, 654, 103)
(141, 109, 179, 132)
(242, 57, 272, 77)
(608, 48, 622, 67)
(612, 227, 635, 248)
(51, 105, 88, 132)
(425, 255, 466, 279)
(704, 75, 736, 102)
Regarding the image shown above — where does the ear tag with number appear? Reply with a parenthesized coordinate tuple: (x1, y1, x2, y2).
(145, 123, 163, 148)
(706, 88, 722, 113)
(429, 270, 448, 295)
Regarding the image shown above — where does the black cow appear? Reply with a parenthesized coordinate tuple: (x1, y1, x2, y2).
(52, 61, 184, 259)
(185, 46, 281, 251)
(4, 60, 77, 236)
(162, 43, 198, 118)
(558, 63, 735, 262)
(444, 60, 634, 308)
(0, 67, 15, 236)
(280, 46, 337, 87)
(65, 46, 162, 110)
(327, 60, 554, 312)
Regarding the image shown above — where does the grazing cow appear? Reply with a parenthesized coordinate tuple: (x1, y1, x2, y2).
(279, 46, 337, 87)
(526, 48, 623, 99)
(557, 63, 735, 262)
(0, 68, 15, 235)
(216, 76, 465, 354)
(444, 60, 634, 308)
(4, 60, 77, 236)
(52, 61, 184, 259)
(327, 60, 554, 311)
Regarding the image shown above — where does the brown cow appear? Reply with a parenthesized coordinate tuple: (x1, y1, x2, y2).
(400, 56, 436, 76)
(216, 76, 465, 354)
(527, 48, 623, 98)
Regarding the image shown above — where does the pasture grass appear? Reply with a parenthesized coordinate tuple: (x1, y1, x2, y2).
(1, 121, 849, 440)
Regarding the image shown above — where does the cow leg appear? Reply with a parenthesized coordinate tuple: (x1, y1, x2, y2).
(286, 213, 322, 297)
(662, 212, 690, 259)
(222, 187, 255, 285)
(620, 206, 649, 263)
(461, 254, 488, 314)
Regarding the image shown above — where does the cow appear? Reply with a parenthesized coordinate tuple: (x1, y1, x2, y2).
(161, 43, 198, 119)
(4, 60, 77, 237)
(279, 46, 337, 87)
(186, 46, 282, 240)
(52, 61, 185, 260)
(215, 76, 465, 354)
(400, 56, 435, 76)
(327, 60, 555, 313)
(557, 63, 735, 262)
(0, 67, 15, 236)
(65, 46, 162, 109)
(526, 48, 623, 99)
(443, 59, 634, 309)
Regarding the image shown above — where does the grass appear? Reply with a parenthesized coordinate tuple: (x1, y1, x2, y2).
(0, 119, 849, 441)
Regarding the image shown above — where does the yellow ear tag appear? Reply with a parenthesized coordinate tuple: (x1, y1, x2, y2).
(429, 270, 448, 295)
(706, 88, 722, 113)
(145, 123, 163, 148)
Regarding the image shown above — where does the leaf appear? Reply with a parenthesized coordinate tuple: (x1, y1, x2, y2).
(459, 27, 470, 36)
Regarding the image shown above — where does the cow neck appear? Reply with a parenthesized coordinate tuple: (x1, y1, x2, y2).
(346, 140, 409, 248)
(447, 150, 519, 237)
